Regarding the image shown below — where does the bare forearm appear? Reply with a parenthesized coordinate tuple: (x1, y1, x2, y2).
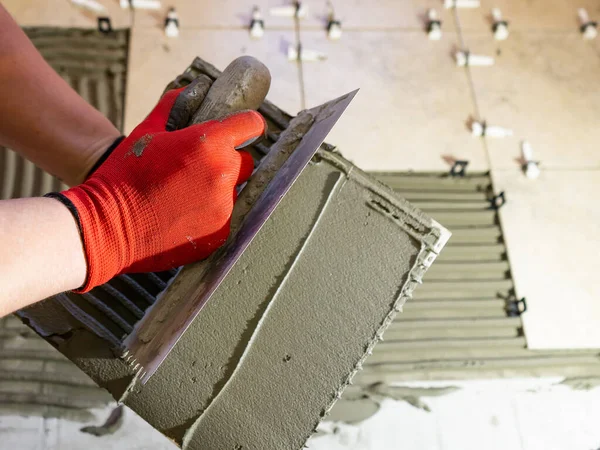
(0, 5, 120, 186)
(0, 198, 86, 315)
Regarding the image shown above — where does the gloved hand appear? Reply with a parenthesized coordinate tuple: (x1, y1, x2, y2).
(48, 85, 266, 293)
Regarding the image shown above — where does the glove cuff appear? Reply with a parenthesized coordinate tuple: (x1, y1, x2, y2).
(46, 182, 120, 292)
(50, 176, 156, 293)
(85, 135, 125, 179)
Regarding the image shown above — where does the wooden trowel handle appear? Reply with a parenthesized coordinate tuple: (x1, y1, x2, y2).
(188, 56, 271, 126)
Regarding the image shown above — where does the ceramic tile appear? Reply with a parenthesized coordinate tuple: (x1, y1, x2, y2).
(454, 0, 600, 32)
(3, 0, 131, 29)
(300, 0, 455, 31)
(301, 31, 488, 172)
(492, 168, 600, 349)
(131, 0, 455, 32)
(131, 0, 295, 30)
(465, 32, 600, 170)
(124, 27, 301, 133)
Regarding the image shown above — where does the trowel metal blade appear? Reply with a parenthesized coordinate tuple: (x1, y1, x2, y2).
(122, 89, 358, 384)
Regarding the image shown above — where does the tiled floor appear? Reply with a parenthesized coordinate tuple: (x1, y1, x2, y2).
(298, 0, 453, 31)
(300, 30, 488, 171)
(461, 32, 600, 170)
(131, 0, 298, 29)
(454, 0, 600, 33)
(122, 0, 490, 171)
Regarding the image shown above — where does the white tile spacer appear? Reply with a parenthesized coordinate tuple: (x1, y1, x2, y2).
(70, 0, 106, 13)
(249, 6, 265, 39)
(455, 50, 495, 67)
(288, 45, 327, 62)
(444, 0, 480, 9)
(164, 7, 179, 37)
(270, 1, 307, 19)
(491, 8, 509, 40)
(326, 1, 342, 40)
(521, 140, 540, 179)
(578, 8, 598, 39)
(129, 0, 161, 10)
(426, 9, 442, 40)
(471, 120, 513, 138)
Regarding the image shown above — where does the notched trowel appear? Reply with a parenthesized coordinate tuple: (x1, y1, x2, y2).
(122, 86, 358, 384)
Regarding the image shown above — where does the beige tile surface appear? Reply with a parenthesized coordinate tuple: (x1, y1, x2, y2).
(4, 0, 131, 29)
(464, 32, 600, 170)
(301, 31, 488, 172)
(124, 27, 301, 133)
(299, 0, 455, 30)
(131, 0, 454, 31)
(454, 0, 600, 32)
(131, 0, 296, 30)
(492, 168, 600, 349)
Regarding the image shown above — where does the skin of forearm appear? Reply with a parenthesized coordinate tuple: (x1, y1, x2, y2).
(0, 197, 86, 315)
(0, 5, 121, 186)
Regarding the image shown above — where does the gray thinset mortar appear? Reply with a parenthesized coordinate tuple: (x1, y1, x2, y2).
(0, 27, 129, 419)
(176, 152, 445, 450)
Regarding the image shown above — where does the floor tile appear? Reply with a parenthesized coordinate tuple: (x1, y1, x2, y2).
(300, 31, 488, 172)
(4, 0, 131, 29)
(464, 32, 600, 170)
(130, 0, 455, 32)
(299, 0, 455, 31)
(131, 0, 296, 30)
(454, 0, 600, 33)
(124, 27, 301, 133)
(492, 168, 600, 349)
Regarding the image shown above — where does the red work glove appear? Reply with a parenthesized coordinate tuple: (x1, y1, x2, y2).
(48, 87, 266, 293)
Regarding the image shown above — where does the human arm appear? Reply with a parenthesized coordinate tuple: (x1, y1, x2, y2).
(0, 82, 266, 313)
(0, 197, 87, 316)
(0, 4, 121, 186)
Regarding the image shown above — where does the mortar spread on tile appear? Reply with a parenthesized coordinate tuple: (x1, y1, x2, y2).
(117, 143, 446, 449)
(182, 172, 346, 435)
(178, 158, 435, 450)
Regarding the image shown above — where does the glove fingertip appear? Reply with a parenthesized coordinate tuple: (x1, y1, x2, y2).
(139, 87, 186, 131)
(237, 150, 255, 185)
(217, 110, 267, 149)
